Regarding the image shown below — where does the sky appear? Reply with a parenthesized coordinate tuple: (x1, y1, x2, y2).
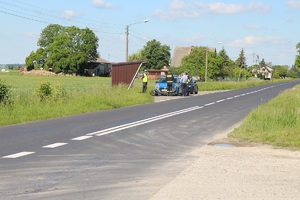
(0, 0, 300, 67)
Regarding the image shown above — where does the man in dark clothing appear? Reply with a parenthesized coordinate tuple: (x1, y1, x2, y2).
(166, 72, 174, 96)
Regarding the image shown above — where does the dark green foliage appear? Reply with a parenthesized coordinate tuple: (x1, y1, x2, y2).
(37, 82, 52, 101)
(235, 48, 247, 68)
(26, 24, 99, 75)
(0, 79, 12, 105)
(137, 39, 171, 70)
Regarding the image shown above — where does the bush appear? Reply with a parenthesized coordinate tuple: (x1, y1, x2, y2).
(36, 81, 52, 101)
(0, 79, 12, 105)
(36, 81, 68, 101)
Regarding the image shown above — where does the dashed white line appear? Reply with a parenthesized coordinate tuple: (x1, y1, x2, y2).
(3, 151, 35, 158)
(71, 136, 93, 141)
(42, 143, 67, 148)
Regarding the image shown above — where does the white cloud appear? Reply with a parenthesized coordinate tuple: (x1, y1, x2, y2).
(92, 0, 112, 8)
(152, 1, 270, 20)
(208, 2, 270, 14)
(152, 9, 199, 20)
(286, 0, 300, 9)
(61, 10, 78, 20)
(231, 36, 283, 47)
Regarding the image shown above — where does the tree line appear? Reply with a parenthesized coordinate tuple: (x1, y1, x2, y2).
(25, 24, 300, 79)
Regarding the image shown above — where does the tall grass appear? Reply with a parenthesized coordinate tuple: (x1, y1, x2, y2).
(0, 72, 153, 126)
(229, 85, 300, 149)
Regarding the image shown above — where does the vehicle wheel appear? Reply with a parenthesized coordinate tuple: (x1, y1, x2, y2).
(195, 89, 198, 94)
(155, 92, 158, 96)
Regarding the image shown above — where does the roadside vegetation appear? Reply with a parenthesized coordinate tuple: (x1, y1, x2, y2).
(0, 71, 153, 126)
(229, 84, 300, 149)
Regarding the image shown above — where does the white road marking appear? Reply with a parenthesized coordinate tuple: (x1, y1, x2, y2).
(3, 151, 35, 158)
(42, 143, 67, 148)
(216, 99, 225, 102)
(85, 106, 201, 137)
(204, 102, 216, 106)
(71, 135, 93, 141)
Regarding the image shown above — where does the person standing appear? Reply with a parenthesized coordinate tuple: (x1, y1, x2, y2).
(142, 70, 148, 93)
(166, 72, 174, 96)
(180, 72, 188, 96)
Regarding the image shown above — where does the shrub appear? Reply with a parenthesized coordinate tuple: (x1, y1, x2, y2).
(0, 79, 12, 105)
(36, 81, 68, 101)
(36, 81, 52, 101)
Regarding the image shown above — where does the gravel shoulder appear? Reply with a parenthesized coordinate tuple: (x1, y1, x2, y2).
(149, 132, 300, 200)
(150, 92, 300, 200)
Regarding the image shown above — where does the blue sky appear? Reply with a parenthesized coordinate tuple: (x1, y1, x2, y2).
(0, 0, 299, 67)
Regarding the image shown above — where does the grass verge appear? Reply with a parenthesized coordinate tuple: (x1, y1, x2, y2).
(229, 84, 300, 149)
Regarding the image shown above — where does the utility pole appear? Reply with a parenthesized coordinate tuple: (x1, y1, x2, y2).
(126, 25, 129, 62)
(205, 45, 208, 82)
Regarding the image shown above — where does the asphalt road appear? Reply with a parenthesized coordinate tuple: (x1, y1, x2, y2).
(1, 81, 299, 200)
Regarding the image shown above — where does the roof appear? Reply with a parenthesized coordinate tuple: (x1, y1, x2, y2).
(170, 46, 216, 67)
(170, 46, 193, 67)
(96, 57, 110, 63)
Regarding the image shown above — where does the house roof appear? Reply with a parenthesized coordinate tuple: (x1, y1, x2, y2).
(170, 46, 193, 67)
(96, 57, 110, 63)
(170, 46, 216, 67)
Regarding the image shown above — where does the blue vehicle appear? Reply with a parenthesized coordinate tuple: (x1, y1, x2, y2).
(154, 76, 181, 96)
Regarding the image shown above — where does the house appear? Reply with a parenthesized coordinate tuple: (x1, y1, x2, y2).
(170, 46, 216, 67)
(86, 57, 112, 77)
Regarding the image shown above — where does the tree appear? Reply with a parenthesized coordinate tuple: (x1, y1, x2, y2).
(181, 46, 206, 78)
(216, 47, 235, 79)
(26, 24, 99, 74)
(128, 50, 143, 61)
(273, 65, 288, 78)
(132, 39, 170, 70)
(295, 42, 300, 68)
(235, 48, 247, 68)
(287, 66, 300, 78)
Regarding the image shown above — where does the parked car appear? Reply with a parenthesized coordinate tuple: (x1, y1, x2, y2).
(186, 77, 198, 95)
(154, 76, 181, 96)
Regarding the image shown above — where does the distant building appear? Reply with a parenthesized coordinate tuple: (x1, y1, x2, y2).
(86, 57, 112, 77)
(170, 46, 216, 67)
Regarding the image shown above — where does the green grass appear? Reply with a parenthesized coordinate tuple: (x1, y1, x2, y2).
(0, 71, 154, 126)
(229, 84, 300, 149)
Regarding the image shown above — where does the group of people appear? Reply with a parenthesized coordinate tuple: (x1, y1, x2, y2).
(141, 69, 190, 96)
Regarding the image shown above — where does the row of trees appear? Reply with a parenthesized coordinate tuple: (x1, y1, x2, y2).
(26, 24, 300, 79)
(132, 41, 300, 80)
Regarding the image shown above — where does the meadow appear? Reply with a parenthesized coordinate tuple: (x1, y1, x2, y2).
(1, 70, 299, 149)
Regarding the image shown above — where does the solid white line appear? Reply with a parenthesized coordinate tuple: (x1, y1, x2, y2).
(3, 151, 35, 158)
(42, 143, 67, 148)
(87, 106, 200, 136)
(71, 136, 93, 141)
(204, 102, 215, 106)
(94, 106, 201, 137)
(216, 99, 225, 102)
